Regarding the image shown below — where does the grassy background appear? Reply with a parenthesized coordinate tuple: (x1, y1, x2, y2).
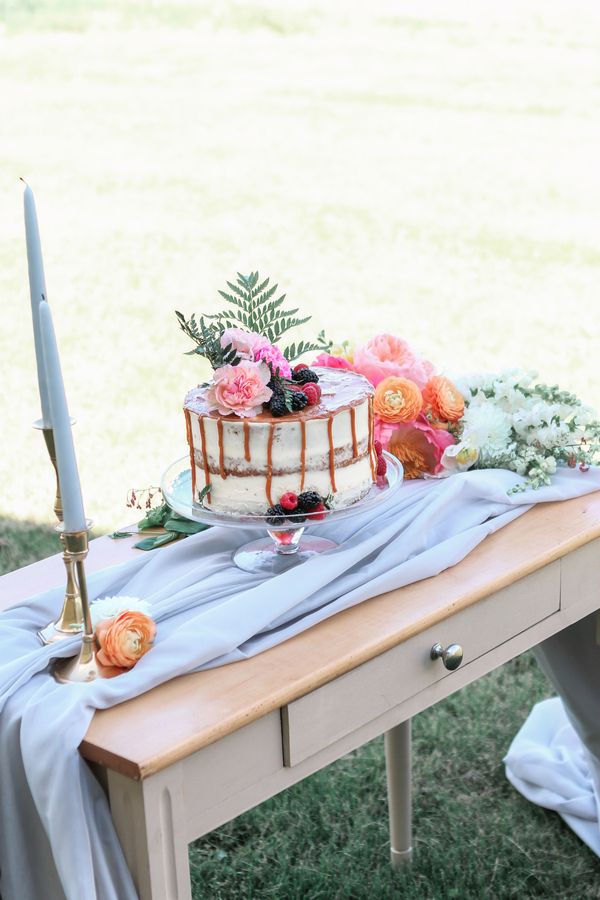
(2, 1, 600, 896)
(1, 0, 600, 531)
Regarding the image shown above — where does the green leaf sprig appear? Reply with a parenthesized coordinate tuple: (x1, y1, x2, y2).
(176, 271, 332, 367)
(110, 499, 210, 550)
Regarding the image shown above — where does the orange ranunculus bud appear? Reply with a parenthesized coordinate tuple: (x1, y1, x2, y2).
(95, 610, 156, 671)
(373, 376, 422, 424)
(422, 375, 464, 423)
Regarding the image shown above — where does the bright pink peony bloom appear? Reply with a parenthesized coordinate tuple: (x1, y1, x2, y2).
(205, 360, 272, 417)
(353, 334, 435, 389)
(375, 413, 455, 476)
(312, 353, 354, 370)
(253, 342, 292, 378)
(220, 328, 265, 361)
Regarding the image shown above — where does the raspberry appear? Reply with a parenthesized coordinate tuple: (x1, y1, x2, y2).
(297, 490, 322, 512)
(293, 363, 309, 373)
(307, 502, 327, 521)
(374, 440, 383, 456)
(302, 383, 321, 406)
(265, 504, 286, 525)
(291, 391, 308, 411)
(292, 368, 320, 385)
(280, 492, 299, 511)
(376, 454, 387, 477)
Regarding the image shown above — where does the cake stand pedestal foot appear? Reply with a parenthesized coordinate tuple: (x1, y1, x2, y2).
(233, 534, 337, 574)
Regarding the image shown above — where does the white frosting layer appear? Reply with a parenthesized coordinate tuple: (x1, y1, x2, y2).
(184, 367, 375, 514)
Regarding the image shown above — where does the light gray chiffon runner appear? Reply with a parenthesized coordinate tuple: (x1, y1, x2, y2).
(1, 468, 600, 900)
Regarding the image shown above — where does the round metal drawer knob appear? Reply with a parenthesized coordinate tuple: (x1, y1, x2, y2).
(430, 642, 463, 670)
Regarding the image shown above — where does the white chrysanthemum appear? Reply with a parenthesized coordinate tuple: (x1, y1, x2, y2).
(461, 402, 512, 456)
(89, 595, 151, 629)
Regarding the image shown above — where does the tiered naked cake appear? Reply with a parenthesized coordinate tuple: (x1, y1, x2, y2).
(184, 367, 376, 515)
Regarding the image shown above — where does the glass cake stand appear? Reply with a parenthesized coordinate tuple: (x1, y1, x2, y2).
(161, 453, 403, 575)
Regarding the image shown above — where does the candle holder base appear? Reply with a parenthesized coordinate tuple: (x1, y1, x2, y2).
(38, 618, 83, 645)
(52, 634, 111, 683)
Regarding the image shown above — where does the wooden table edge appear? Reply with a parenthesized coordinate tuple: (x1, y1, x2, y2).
(78, 491, 600, 780)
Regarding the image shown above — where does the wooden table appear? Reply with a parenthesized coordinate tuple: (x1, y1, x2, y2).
(2, 492, 600, 900)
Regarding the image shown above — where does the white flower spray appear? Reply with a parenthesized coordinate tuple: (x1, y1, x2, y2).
(443, 370, 600, 491)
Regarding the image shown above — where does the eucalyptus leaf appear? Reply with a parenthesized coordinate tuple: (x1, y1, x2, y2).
(163, 519, 208, 535)
(137, 502, 170, 530)
(134, 531, 179, 551)
(108, 530, 134, 539)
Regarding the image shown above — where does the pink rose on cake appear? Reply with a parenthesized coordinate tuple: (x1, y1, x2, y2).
(220, 327, 264, 361)
(220, 328, 292, 379)
(205, 360, 273, 417)
(353, 334, 435, 389)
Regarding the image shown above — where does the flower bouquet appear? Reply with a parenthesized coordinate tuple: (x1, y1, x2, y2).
(315, 335, 600, 492)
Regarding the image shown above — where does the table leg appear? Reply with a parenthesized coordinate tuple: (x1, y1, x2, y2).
(106, 766, 192, 900)
(384, 718, 412, 867)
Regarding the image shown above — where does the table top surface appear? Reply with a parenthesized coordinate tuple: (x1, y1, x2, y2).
(3, 490, 600, 780)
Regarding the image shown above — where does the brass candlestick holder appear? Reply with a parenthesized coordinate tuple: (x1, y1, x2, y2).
(34, 418, 86, 645)
(52, 527, 108, 683)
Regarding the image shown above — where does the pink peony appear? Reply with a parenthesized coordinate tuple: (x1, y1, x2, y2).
(353, 334, 435, 389)
(253, 342, 292, 379)
(205, 360, 272, 417)
(312, 352, 354, 371)
(375, 413, 455, 477)
(220, 328, 265, 361)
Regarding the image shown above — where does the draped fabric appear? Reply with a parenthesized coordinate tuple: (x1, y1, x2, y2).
(505, 615, 600, 856)
(1, 468, 599, 900)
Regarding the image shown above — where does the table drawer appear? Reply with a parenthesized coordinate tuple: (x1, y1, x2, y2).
(282, 561, 560, 766)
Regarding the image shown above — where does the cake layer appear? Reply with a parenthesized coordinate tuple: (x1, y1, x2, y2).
(184, 367, 376, 514)
(202, 455, 374, 515)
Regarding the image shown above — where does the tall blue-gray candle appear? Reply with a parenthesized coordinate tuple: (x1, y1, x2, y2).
(39, 301, 86, 532)
(23, 183, 51, 426)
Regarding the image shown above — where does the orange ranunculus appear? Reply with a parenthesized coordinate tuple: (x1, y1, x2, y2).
(373, 376, 422, 424)
(95, 610, 156, 670)
(422, 375, 464, 423)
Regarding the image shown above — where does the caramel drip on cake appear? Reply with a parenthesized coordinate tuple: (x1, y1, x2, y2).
(300, 420, 306, 491)
(327, 415, 337, 493)
(350, 406, 358, 459)
(266, 423, 275, 506)
(243, 421, 251, 462)
(368, 396, 377, 480)
(216, 418, 227, 479)
(198, 416, 211, 503)
(184, 408, 197, 499)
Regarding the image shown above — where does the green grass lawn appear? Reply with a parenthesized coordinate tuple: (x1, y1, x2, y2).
(1, 0, 600, 530)
(2, 1, 600, 895)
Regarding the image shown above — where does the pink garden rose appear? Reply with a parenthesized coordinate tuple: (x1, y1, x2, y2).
(220, 327, 264, 361)
(312, 352, 354, 370)
(353, 334, 435, 389)
(220, 328, 292, 378)
(375, 413, 455, 478)
(205, 360, 272, 417)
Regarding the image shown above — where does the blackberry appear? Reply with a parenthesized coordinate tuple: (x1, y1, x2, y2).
(291, 391, 308, 411)
(269, 394, 288, 417)
(297, 490, 322, 512)
(292, 368, 320, 385)
(265, 504, 286, 526)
